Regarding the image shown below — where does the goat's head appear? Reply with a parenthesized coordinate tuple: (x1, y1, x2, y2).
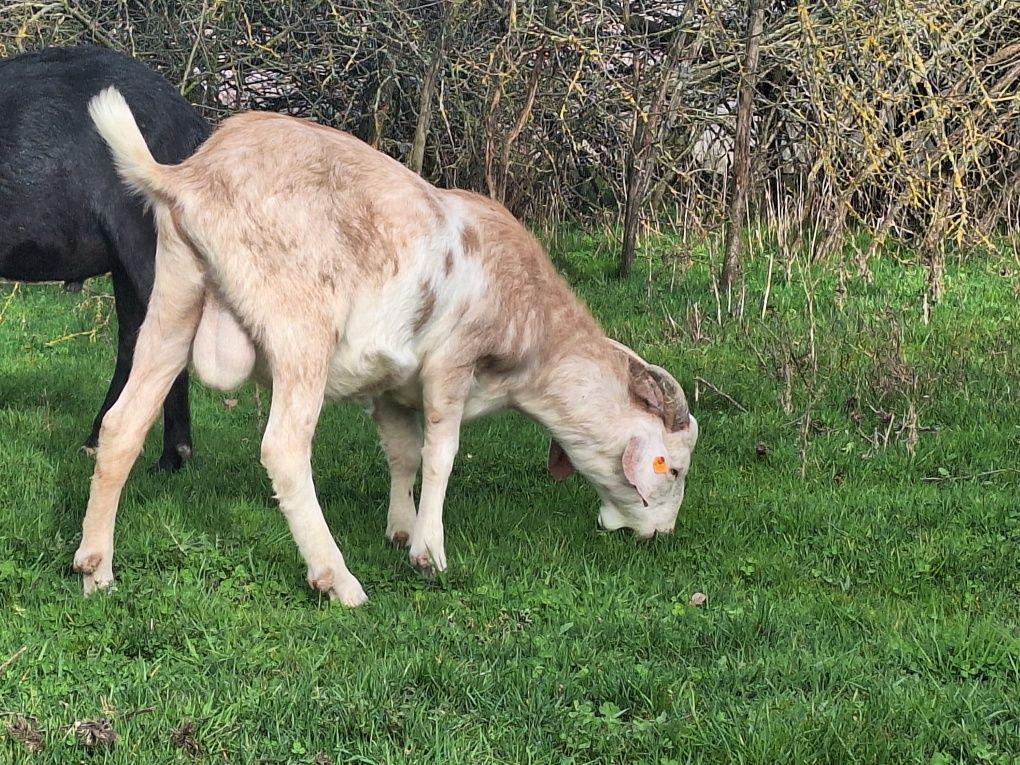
(547, 340, 699, 539)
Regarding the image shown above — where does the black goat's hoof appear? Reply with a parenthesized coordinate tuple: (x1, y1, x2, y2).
(155, 443, 193, 473)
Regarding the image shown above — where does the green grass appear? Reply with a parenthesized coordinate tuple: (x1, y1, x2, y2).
(1, 239, 1019, 764)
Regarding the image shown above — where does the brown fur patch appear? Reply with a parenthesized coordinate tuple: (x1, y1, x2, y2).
(477, 353, 517, 375)
(169, 204, 185, 232)
(319, 269, 336, 292)
(460, 225, 480, 254)
(208, 172, 235, 208)
(423, 190, 444, 224)
(444, 249, 454, 276)
(412, 281, 437, 333)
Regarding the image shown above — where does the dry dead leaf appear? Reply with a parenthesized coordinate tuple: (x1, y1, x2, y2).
(74, 718, 117, 749)
(7, 715, 44, 753)
(170, 720, 202, 757)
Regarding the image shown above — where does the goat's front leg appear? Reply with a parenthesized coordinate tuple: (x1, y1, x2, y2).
(261, 357, 367, 607)
(371, 398, 422, 547)
(408, 372, 470, 575)
(74, 228, 204, 593)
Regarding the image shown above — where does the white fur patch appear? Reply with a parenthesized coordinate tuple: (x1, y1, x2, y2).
(325, 206, 490, 403)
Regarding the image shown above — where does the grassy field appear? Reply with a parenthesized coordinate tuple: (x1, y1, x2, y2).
(1, 237, 1019, 764)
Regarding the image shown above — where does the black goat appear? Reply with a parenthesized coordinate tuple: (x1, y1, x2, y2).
(0, 46, 209, 470)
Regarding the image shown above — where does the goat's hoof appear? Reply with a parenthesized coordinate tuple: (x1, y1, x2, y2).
(409, 545, 447, 578)
(73, 549, 101, 575)
(73, 548, 114, 594)
(82, 573, 116, 595)
(388, 530, 411, 548)
(156, 443, 192, 473)
(309, 568, 368, 607)
(331, 581, 369, 607)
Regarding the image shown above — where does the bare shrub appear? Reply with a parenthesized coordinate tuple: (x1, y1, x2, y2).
(2, 0, 1017, 285)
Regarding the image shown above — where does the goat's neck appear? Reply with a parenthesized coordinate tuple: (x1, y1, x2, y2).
(513, 334, 627, 463)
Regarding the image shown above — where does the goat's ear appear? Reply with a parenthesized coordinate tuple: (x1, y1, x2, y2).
(622, 435, 670, 504)
(627, 357, 665, 417)
(548, 440, 575, 481)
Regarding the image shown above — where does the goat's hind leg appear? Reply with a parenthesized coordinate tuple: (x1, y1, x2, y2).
(73, 214, 205, 593)
(98, 212, 194, 472)
(83, 264, 141, 456)
(261, 344, 367, 607)
(84, 267, 193, 472)
(372, 398, 422, 548)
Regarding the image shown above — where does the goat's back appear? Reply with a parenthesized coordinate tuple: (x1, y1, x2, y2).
(157, 110, 604, 388)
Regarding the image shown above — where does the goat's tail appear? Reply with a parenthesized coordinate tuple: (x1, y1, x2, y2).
(88, 87, 180, 204)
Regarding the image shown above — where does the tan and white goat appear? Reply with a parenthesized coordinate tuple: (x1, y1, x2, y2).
(76, 87, 699, 606)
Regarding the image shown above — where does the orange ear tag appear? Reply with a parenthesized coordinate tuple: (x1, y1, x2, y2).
(652, 456, 668, 474)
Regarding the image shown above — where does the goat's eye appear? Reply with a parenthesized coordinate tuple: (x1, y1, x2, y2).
(669, 468, 680, 478)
